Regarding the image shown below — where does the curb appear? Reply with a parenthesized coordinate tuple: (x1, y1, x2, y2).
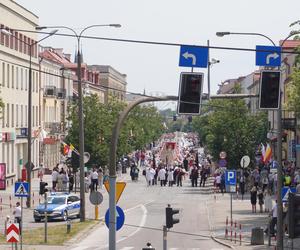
(211, 235, 236, 249)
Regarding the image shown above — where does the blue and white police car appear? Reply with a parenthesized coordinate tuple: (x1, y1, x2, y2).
(33, 193, 80, 222)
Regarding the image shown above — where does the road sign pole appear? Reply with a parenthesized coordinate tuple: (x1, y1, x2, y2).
(44, 192, 47, 243)
(20, 197, 23, 250)
(230, 193, 233, 222)
(163, 226, 167, 250)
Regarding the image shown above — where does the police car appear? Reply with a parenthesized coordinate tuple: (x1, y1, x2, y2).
(33, 193, 80, 222)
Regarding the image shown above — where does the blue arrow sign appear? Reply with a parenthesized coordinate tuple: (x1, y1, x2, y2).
(282, 187, 296, 202)
(15, 182, 29, 197)
(256, 45, 281, 67)
(105, 205, 125, 231)
(179, 45, 208, 68)
(225, 170, 236, 186)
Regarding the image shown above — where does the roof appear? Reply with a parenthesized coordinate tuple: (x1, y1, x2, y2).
(280, 39, 300, 49)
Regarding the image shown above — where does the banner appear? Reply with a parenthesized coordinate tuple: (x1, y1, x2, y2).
(0, 163, 6, 190)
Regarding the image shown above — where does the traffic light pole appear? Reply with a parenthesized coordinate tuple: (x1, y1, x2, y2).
(44, 192, 48, 243)
(163, 226, 167, 250)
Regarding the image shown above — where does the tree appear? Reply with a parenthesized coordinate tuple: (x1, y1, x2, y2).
(192, 98, 268, 168)
(66, 94, 164, 167)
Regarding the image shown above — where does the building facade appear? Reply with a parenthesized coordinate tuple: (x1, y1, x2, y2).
(0, 0, 40, 186)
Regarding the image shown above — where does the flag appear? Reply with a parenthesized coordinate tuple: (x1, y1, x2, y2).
(69, 143, 80, 156)
(264, 143, 272, 163)
(261, 143, 266, 163)
(61, 142, 70, 156)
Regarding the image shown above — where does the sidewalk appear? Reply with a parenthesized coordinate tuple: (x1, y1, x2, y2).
(207, 190, 300, 249)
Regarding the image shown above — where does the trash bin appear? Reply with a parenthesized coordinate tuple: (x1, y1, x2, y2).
(251, 227, 264, 245)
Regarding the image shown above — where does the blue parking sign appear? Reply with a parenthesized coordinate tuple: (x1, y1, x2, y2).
(225, 170, 236, 186)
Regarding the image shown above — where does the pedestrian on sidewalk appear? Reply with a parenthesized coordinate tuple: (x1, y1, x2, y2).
(168, 168, 174, 186)
(258, 188, 264, 213)
(250, 186, 257, 213)
(91, 168, 99, 191)
(269, 200, 277, 236)
(264, 189, 272, 212)
(51, 166, 59, 191)
(239, 174, 245, 200)
(13, 202, 21, 234)
(158, 167, 166, 186)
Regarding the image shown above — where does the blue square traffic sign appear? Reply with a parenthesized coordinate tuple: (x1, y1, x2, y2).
(179, 45, 208, 68)
(225, 170, 236, 186)
(15, 182, 29, 197)
(282, 187, 296, 202)
(256, 45, 281, 67)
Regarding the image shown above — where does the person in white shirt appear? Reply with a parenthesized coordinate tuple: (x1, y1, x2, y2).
(13, 202, 22, 234)
(91, 168, 99, 191)
(51, 166, 59, 191)
(158, 167, 166, 186)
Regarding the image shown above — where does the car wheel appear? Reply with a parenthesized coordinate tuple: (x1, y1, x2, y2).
(34, 218, 41, 222)
(63, 211, 68, 221)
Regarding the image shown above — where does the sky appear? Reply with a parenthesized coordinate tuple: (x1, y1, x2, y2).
(16, 0, 300, 109)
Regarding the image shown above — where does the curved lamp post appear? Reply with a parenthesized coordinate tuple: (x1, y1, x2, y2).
(36, 24, 121, 222)
(0, 28, 58, 208)
(216, 30, 300, 250)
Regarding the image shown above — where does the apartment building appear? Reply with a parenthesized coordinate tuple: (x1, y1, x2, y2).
(39, 47, 74, 169)
(0, 0, 39, 186)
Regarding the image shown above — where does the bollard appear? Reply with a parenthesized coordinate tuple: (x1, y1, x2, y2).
(230, 219, 233, 241)
(239, 223, 242, 245)
(0, 197, 2, 212)
(67, 219, 71, 234)
(95, 205, 99, 220)
(4, 215, 10, 235)
(225, 216, 228, 239)
(234, 221, 237, 244)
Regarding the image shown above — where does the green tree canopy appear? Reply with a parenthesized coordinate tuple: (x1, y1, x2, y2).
(192, 98, 268, 168)
(66, 94, 164, 167)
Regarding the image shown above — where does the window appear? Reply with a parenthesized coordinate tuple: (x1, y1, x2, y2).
(16, 104, 19, 127)
(16, 67, 19, 89)
(11, 104, 14, 127)
(23, 35, 27, 54)
(11, 66, 14, 89)
(25, 69, 27, 90)
(32, 106, 35, 127)
(4, 28, 9, 47)
(20, 68, 23, 90)
(7, 64, 9, 88)
(2, 63, 4, 87)
(19, 34, 23, 52)
(10, 30, 13, 49)
(20, 105, 23, 126)
(0, 24, 4, 45)
(14, 32, 18, 50)
(25, 105, 27, 126)
(6, 103, 9, 127)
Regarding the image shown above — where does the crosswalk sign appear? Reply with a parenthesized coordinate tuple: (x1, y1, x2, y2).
(282, 187, 296, 202)
(15, 182, 29, 197)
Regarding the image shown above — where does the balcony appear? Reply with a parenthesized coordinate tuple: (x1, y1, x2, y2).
(44, 86, 56, 97)
(56, 88, 66, 99)
(44, 122, 62, 134)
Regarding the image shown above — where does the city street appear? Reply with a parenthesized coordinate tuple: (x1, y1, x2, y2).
(69, 175, 225, 250)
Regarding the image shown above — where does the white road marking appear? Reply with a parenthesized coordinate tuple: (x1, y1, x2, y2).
(119, 247, 134, 250)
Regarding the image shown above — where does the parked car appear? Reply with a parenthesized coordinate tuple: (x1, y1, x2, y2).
(33, 193, 80, 222)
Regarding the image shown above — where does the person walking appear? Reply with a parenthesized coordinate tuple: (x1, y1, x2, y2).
(264, 189, 272, 212)
(158, 167, 166, 186)
(239, 174, 246, 200)
(250, 186, 257, 213)
(51, 166, 59, 191)
(13, 202, 22, 234)
(190, 165, 199, 187)
(258, 188, 264, 213)
(200, 167, 207, 187)
(98, 168, 103, 189)
(168, 168, 174, 187)
(68, 173, 74, 193)
(270, 200, 277, 236)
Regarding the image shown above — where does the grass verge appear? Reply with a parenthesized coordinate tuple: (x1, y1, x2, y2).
(0, 220, 98, 245)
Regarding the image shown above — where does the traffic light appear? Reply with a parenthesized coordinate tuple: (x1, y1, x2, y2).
(39, 181, 48, 195)
(259, 70, 281, 109)
(166, 205, 180, 229)
(288, 193, 300, 238)
(177, 72, 203, 115)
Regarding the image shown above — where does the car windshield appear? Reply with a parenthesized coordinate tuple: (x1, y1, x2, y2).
(47, 196, 66, 205)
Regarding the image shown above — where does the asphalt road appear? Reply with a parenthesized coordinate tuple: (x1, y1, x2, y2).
(69, 174, 226, 250)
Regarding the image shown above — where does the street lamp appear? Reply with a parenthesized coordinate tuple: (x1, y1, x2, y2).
(0, 28, 58, 208)
(216, 30, 300, 250)
(36, 24, 121, 222)
(207, 56, 220, 100)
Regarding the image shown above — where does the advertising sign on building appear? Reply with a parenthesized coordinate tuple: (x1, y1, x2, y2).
(0, 163, 6, 190)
